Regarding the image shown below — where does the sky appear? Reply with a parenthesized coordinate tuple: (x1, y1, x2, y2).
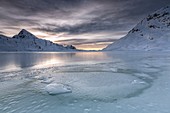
(0, 0, 170, 50)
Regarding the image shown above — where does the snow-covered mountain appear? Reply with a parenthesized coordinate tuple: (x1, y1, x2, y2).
(0, 29, 77, 51)
(104, 6, 170, 51)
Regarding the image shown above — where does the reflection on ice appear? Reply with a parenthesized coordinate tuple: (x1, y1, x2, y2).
(0, 52, 170, 113)
(0, 52, 111, 72)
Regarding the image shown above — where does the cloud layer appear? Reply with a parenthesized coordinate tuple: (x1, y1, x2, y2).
(0, 0, 169, 50)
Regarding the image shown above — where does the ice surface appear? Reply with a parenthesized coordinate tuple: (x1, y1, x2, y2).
(0, 52, 170, 113)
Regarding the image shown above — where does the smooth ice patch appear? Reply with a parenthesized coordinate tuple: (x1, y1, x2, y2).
(45, 83, 72, 95)
(50, 72, 149, 101)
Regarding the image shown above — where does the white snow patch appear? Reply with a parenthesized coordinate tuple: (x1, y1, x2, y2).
(45, 83, 72, 95)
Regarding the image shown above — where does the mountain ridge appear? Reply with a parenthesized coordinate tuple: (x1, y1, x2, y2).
(104, 6, 170, 51)
(0, 29, 78, 51)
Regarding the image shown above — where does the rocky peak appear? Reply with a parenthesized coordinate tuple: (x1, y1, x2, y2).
(18, 29, 32, 35)
(128, 6, 170, 34)
(13, 29, 36, 39)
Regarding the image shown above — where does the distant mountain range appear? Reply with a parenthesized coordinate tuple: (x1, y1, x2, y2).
(104, 6, 170, 51)
(0, 29, 77, 51)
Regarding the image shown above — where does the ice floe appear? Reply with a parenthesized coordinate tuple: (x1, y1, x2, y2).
(45, 83, 72, 95)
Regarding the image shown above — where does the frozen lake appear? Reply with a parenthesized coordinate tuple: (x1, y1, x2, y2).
(0, 52, 170, 113)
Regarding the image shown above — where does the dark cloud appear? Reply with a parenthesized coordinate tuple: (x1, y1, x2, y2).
(55, 38, 118, 45)
(0, 31, 5, 34)
(0, 0, 83, 15)
(37, 12, 132, 35)
(34, 0, 170, 35)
